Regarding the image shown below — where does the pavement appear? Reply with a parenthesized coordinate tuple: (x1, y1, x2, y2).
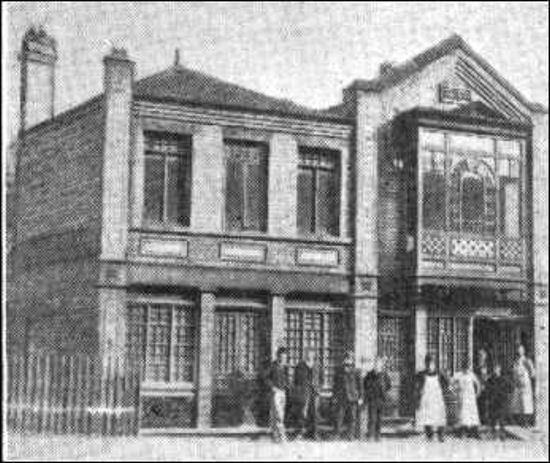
(4, 432, 548, 461)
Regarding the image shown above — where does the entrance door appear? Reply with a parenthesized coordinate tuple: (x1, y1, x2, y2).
(473, 317, 532, 373)
(212, 308, 267, 427)
(378, 315, 414, 417)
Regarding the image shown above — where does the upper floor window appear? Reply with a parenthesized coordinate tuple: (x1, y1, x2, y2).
(224, 140, 268, 232)
(297, 147, 340, 237)
(143, 132, 192, 227)
(420, 129, 523, 238)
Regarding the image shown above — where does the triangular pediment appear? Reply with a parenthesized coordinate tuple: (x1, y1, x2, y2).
(450, 100, 510, 121)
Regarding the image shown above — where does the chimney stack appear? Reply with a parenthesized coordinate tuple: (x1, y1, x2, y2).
(19, 26, 57, 132)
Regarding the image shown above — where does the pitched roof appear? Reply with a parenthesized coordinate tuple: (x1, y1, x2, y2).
(134, 65, 350, 122)
(347, 34, 546, 113)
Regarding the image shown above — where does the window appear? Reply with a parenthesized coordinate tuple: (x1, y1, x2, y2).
(297, 148, 340, 236)
(419, 129, 522, 237)
(143, 132, 192, 226)
(449, 158, 496, 234)
(421, 150, 446, 230)
(498, 159, 521, 238)
(224, 140, 268, 232)
(427, 316, 469, 375)
(126, 300, 196, 383)
(285, 308, 344, 389)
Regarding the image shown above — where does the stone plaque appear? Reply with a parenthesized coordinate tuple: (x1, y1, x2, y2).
(140, 238, 188, 257)
(219, 242, 266, 262)
(296, 248, 339, 267)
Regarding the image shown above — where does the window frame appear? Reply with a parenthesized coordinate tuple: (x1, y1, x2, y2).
(297, 147, 341, 238)
(126, 297, 198, 387)
(223, 139, 269, 233)
(143, 131, 193, 228)
(419, 129, 524, 239)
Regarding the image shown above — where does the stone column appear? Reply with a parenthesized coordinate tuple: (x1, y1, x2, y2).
(196, 292, 215, 428)
(270, 294, 286, 359)
(268, 134, 298, 236)
(354, 293, 377, 370)
(190, 125, 224, 232)
(532, 109, 548, 435)
(414, 302, 428, 372)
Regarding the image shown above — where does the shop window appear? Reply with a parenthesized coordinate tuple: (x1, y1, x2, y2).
(126, 300, 196, 383)
(297, 147, 340, 237)
(225, 140, 268, 232)
(285, 308, 344, 389)
(427, 316, 469, 375)
(143, 132, 192, 226)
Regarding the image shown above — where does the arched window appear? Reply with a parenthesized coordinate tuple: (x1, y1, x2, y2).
(450, 158, 496, 234)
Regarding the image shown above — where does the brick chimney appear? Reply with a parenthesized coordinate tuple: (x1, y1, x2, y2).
(19, 26, 57, 131)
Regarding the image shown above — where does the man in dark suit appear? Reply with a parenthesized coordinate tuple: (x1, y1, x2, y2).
(333, 352, 363, 440)
(293, 348, 320, 440)
(364, 357, 391, 441)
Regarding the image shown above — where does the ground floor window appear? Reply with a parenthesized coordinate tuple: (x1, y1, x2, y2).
(126, 299, 196, 383)
(285, 307, 344, 390)
(427, 316, 469, 375)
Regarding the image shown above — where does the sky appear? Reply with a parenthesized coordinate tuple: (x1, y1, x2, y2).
(4, 2, 549, 142)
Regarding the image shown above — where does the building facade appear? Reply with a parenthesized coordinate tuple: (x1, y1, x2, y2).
(8, 29, 548, 431)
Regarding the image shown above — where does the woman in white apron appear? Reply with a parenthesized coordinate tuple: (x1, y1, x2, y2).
(414, 354, 448, 441)
(510, 344, 535, 427)
(452, 365, 481, 438)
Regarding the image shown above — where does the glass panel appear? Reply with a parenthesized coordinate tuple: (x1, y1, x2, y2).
(497, 139, 521, 157)
(146, 305, 171, 382)
(244, 160, 268, 231)
(166, 157, 191, 226)
(173, 306, 196, 382)
(126, 304, 147, 376)
(461, 175, 484, 233)
(225, 157, 244, 231)
(316, 168, 340, 236)
(422, 150, 446, 230)
(144, 157, 164, 223)
(297, 168, 315, 234)
(450, 133, 493, 153)
(419, 129, 445, 149)
(500, 178, 520, 238)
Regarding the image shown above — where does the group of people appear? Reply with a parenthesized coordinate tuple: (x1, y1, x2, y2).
(264, 347, 391, 443)
(264, 344, 535, 443)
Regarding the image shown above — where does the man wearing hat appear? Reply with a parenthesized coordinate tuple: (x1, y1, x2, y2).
(333, 352, 363, 439)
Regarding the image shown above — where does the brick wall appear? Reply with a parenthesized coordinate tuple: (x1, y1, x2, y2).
(8, 99, 105, 355)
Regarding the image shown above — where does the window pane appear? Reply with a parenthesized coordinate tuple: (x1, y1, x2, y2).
(297, 168, 315, 234)
(166, 157, 191, 226)
(146, 305, 171, 382)
(500, 178, 520, 237)
(450, 133, 493, 153)
(244, 159, 268, 231)
(225, 157, 244, 231)
(497, 139, 521, 157)
(144, 157, 164, 223)
(419, 129, 445, 150)
(422, 150, 446, 230)
(173, 306, 196, 382)
(462, 176, 484, 233)
(316, 168, 340, 236)
(225, 141, 267, 232)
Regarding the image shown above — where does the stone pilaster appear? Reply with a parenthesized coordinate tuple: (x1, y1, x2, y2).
(270, 294, 286, 359)
(268, 134, 298, 236)
(196, 292, 215, 428)
(190, 125, 224, 232)
(414, 302, 428, 372)
(98, 48, 134, 359)
(353, 276, 378, 369)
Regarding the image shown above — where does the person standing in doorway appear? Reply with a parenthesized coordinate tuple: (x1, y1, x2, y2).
(452, 362, 481, 438)
(364, 357, 391, 441)
(486, 363, 513, 440)
(333, 352, 363, 440)
(414, 354, 448, 442)
(475, 348, 491, 428)
(266, 347, 290, 442)
(293, 348, 320, 440)
(510, 344, 535, 427)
